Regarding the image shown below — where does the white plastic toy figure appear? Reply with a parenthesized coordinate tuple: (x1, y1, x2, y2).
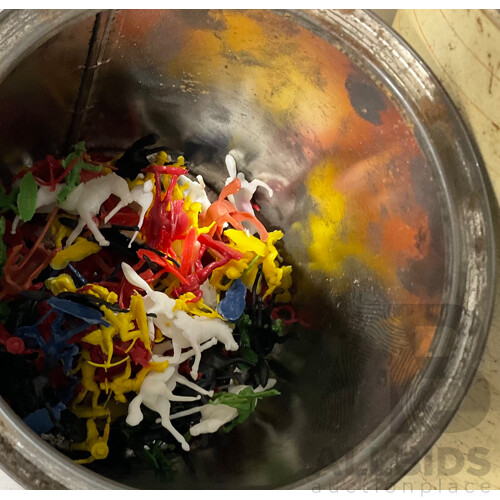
(126, 365, 214, 451)
(178, 174, 211, 212)
(224, 153, 273, 218)
(61, 173, 133, 247)
(11, 184, 63, 234)
(122, 262, 238, 379)
(128, 179, 154, 247)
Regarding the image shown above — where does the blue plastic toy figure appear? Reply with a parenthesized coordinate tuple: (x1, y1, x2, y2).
(15, 297, 110, 375)
(218, 279, 247, 322)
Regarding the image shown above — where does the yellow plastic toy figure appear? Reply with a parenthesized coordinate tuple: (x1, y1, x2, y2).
(210, 229, 292, 301)
(72, 413, 111, 464)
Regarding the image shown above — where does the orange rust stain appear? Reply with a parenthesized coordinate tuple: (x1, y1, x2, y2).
(381, 214, 430, 264)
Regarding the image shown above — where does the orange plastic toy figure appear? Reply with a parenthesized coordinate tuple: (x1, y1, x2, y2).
(0, 208, 58, 300)
(199, 179, 269, 241)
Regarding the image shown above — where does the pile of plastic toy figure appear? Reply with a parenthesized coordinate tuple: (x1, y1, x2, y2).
(0, 135, 294, 469)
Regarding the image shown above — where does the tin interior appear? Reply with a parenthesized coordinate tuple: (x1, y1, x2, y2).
(0, 10, 494, 490)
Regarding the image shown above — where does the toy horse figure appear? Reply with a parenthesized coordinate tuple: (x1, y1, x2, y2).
(60, 173, 133, 247)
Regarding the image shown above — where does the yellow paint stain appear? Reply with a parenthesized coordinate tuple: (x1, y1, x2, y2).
(223, 12, 266, 52)
(305, 160, 396, 284)
(167, 11, 345, 132)
(306, 161, 345, 272)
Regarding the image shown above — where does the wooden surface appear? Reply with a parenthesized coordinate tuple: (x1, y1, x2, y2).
(393, 10, 500, 203)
